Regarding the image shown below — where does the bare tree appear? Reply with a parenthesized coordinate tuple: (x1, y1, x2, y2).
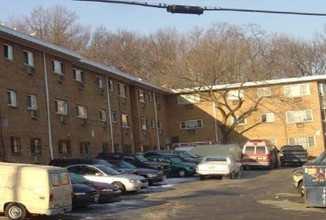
(9, 5, 91, 52)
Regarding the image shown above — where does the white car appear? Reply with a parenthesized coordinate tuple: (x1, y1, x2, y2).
(196, 155, 242, 180)
(67, 164, 148, 192)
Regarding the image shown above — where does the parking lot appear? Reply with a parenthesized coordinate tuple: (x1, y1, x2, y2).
(3, 167, 324, 220)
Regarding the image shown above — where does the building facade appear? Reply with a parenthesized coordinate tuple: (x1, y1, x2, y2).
(1, 25, 326, 164)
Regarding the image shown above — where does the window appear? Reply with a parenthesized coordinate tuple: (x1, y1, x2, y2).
(138, 90, 145, 102)
(31, 138, 41, 154)
(7, 90, 17, 107)
(76, 105, 88, 119)
(288, 136, 315, 149)
(10, 137, 21, 154)
(180, 119, 203, 129)
(27, 94, 37, 110)
(148, 92, 153, 102)
(261, 113, 275, 123)
(73, 68, 84, 82)
(80, 142, 91, 155)
(55, 100, 68, 115)
(151, 119, 156, 128)
(108, 80, 113, 91)
(229, 116, 247, 125)
(118, 83, 126, 97)
(96, 75, 104, 88)
(155, 94, 160, 104)
(121, 114, 129, 127)
(157, 121, 162, 129)
(286, 109, 313, 123)
(99, 110, 106, 121)
(112, 111, 117, 123)
(177, 94, 200, 104)
(58, 140, 71, 154)
(284, 83, 310, 97)
(23, 50, 34, 66)
(52, 59, 64, 75)
(4, 44, 13, 60)
(227, 90, 244, 100)
(257, 87, 272, 97)
(140, 117, 148, 130)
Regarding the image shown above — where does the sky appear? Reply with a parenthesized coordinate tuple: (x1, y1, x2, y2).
(1, 0, 326, 40)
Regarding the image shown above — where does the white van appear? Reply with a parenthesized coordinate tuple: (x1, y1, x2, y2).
(241, 140, 279, 169)
(0, 162, 73, 220)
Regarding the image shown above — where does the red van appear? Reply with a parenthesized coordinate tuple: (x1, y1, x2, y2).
(241, 140, 279, 169)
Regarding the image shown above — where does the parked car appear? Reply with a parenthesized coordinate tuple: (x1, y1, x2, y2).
(143, 150, 202, 164)
(144, 154, 196, 177)
(108, 159, 165, 184)
(66, 164, 148, 192)
(69, 172, 121, 203)
(71, 182, 99, 208)
(96, 152, 171, 175)
(241, 139, 279, 169)
(292, 166, 304, 196)
(279, 145, 309, 167)
(196, 155, 242, 180)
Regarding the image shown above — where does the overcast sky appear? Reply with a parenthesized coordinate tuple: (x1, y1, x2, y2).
(1, 0, 326, 40)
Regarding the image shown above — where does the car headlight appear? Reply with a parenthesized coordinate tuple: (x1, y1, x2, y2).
(101, 188, 113, 192)
(294, 172, 303, 177)
(130, 179, 142, 183)
(73, 192, 86, 196)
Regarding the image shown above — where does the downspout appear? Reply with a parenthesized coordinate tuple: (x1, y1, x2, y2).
(105, 76, 114, 152)
(212, 100, 219, 142)
(153, 92, 160, 150)
(0, 108, 5, 161)
(43, 52, 54, 159)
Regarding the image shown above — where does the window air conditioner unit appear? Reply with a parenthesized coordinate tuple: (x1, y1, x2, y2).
(26, 65, 35, 75)
(30, 110, 37, 119)
(59, 115, 67, 123)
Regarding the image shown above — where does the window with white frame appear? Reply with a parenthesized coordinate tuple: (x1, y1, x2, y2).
(54, 100, 68, 115)
(151, 119, 155, 128)
(138, 90, 145, 102)
(257, 87, 272, 97)
(118, 83, 126, 97)
(229, 115, 247, 125)
(148, 92, 153, 102)
(227, 90, 244, 100)
(7, 90, 17, 107)
(99, 110, 107, 121)
(76, 105, 88, 119)
(27, 94, 37, 110)
(180, 119, 203, 129)
(52, 59, 64, 75)
(73, 68, 84, 82)
(96, 75, 104, 88)
(121, 114, 129, 127)
(23, 50, 34, 66)
(4, 44, 13, 60)
(261, 113, 275, 123)
(10, 137, 21, 154)
(140, 117, 148, 130)
(288, 136, 315, 149)
(286, 109, 313, 123)
(283, 83, 310, 97)
(177, 94, 200, 105)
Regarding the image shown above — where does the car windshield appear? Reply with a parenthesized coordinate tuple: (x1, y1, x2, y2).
(135, 154, 148, 162)
(117, 160, 136, 169)
(69, 172, 88, 184)
(311, 151, 326, 164)
(95, 159, 115, 167)
(206, 157, 227, 162)
(170, 157, 183, 163)
(95, 165, 120, 175)
(282, 146, 304, 151)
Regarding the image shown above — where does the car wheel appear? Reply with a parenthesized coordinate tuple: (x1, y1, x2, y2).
(5, 203, 27, 220)
(298, 181, 304, 197)
(229, 171, 236, 179)
(199, 175, 206, 180)
(112, 182, 126, 193)
(178, 169, 186, 177)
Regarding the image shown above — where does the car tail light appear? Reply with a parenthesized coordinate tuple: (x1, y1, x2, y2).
(266, 154, 271, 162)
(49, 193, 53, 202)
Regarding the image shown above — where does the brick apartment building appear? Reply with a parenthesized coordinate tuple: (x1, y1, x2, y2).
(1, 25, 326, 164)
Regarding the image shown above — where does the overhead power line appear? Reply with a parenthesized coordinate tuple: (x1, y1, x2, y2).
(74, 0, 326, 16)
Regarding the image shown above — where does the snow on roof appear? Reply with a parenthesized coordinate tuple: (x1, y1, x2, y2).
(0, 25, 169, 93)
(171, 75, 326, 94)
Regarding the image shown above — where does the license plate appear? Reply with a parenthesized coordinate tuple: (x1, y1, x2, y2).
(257, 157, 263, 160)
